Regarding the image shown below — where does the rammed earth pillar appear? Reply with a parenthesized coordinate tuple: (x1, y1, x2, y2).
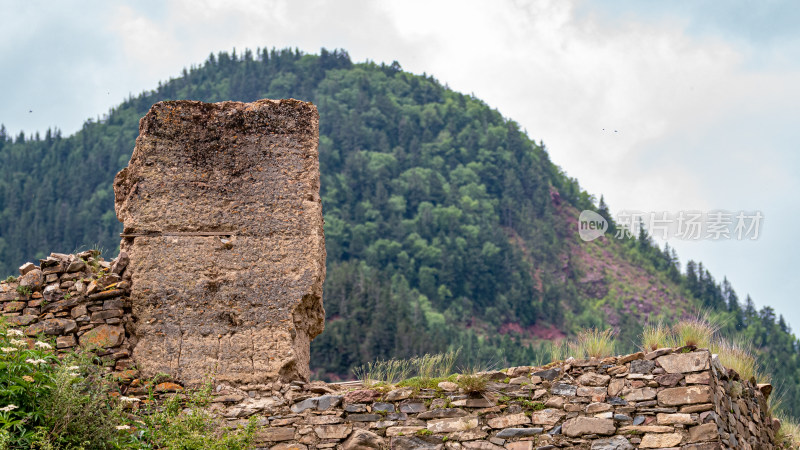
(113, 99, 325, 385)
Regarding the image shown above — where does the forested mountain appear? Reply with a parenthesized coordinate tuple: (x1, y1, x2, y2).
(0, 48, 798, 416)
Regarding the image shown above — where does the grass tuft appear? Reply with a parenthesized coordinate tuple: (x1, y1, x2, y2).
(569, 328, 616, 359)
(455, 372, 488, 394)
(673, 314, 718, 349)
(775, 412, 800, 449)
(640, 321, 674, 352)
(711, 338, 759, 381)
(353, 348, 460, 387)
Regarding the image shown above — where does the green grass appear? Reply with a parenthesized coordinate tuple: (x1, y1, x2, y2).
(15, 285, 31, 296)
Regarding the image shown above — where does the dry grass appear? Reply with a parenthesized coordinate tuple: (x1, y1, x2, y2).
(569, 328, 616, 359)
(711, 339, 759, 381)
(640, 321, 675, 352)
(539, 340, 568, 364)
(455, 371, 488, 394)
(673, 314, 718, 348)
(352, 358, 413, 386)
(352, 348, 460, 386)
(775, 412, 800, 449)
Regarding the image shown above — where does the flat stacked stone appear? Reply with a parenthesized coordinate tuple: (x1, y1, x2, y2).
(0, 251, 134, 372)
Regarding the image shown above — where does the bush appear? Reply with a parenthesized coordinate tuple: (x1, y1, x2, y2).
(133, 385, 257, 450)
(0, 323, 131, 449)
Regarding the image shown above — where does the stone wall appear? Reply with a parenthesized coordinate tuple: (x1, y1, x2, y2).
(0, 260, 780, 448)
(202, 348, 776, 450)
(0, 251, 135, 375)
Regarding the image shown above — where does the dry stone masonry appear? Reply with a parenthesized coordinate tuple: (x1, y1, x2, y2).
(0, 267, 783, 449)
(201, 347, 775, 450)
(113, 99, 326, 385)
(1, 251, 135, 375)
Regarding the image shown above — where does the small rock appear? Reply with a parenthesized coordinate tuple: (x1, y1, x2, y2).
(18, 262, 37, 276)
(342, 428, 383, 449)
(155, 382, 183, 393)
(344, 389, 380, 403)
(639, 432, 682, 448)
(438, 381, 459, 391)
(56, 335, 77, 348)
(562, 417, 615, 437)
(487, 412, 528, 429)
(384, 387, 413, 401)
(427, 416, 478, 433)
(111, 252, 129, 275)
(550, 383, 577, 396)
(630, 359, 655, 374)
(19, 269, 44, 291)
(590, 435, 634, 450)
(532, 367, 560, 381)
(495, 427, 542, 438)
(578, 372, 611, 386)
(530, 408, 565, 426)
(418, 408, 467, 419)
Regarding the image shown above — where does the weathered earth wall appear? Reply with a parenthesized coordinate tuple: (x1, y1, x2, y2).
(113, 99, 326, 385)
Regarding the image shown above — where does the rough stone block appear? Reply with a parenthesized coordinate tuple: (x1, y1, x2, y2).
(114, 99, 325, 385)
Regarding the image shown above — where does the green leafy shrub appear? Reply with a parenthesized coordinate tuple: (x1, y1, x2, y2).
(15, 285, 31, 296)
(133, 387, 257, 450)
(0, 323, 131, 449)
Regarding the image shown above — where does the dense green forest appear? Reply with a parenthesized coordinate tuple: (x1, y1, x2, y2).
(0, 48, 798, 417)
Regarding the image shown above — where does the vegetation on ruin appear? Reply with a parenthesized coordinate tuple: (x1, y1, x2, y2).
(0, 47, 799, 418)
(0, 319, 256, 449)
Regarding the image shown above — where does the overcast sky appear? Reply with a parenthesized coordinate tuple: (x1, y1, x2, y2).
(2, 0, 799, 332)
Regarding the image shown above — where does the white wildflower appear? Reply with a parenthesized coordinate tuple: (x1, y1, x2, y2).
(1, 347, 15, 353)
(25, 358, 46, 365)
(9, 339, 27, 347)
(6, 329, 23, 337)
(34, 341, 52, 350)
(115, 425, 130, 430)
(67, 366, 80, 371)
(118, 396, 141, 403)
(0, 404, 18, 413)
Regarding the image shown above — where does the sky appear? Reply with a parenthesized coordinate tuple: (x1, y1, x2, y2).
(1, 0, 799, 331)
